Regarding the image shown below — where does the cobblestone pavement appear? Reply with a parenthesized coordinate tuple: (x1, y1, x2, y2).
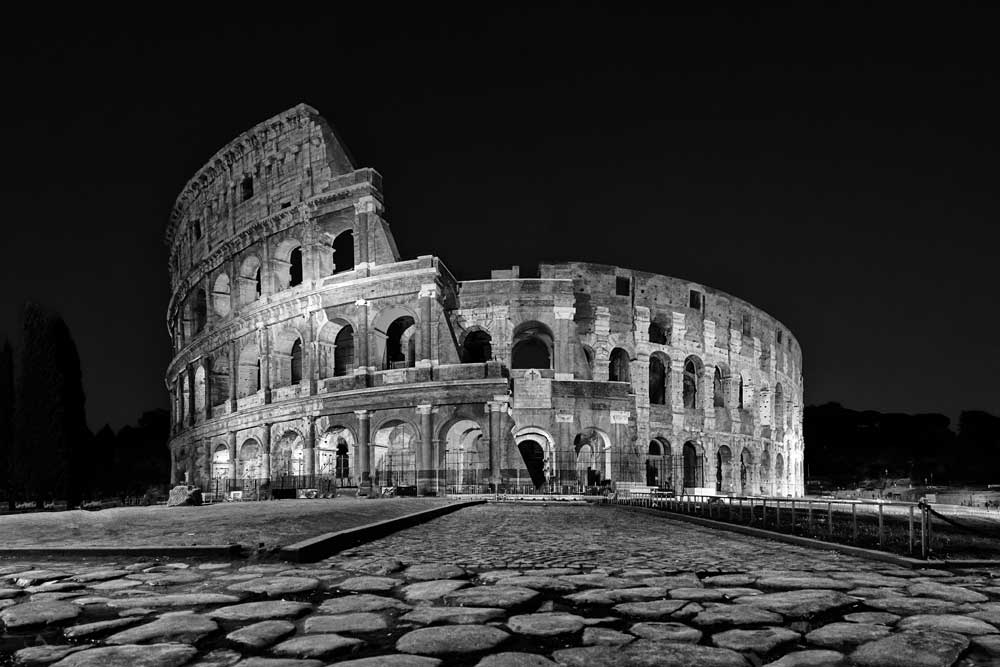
(4, 503, 1000, 666)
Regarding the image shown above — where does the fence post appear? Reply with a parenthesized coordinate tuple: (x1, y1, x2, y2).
(807, 500, 813, 534)
(729, 497, 734, 522)
(775, 499, 781, 530)
(908, 505, 914, 554)
(921, 505, 928, 559)
(852, 503, 858, 544)
(828, 502, 833, 538)
(878, 502, 884, 548)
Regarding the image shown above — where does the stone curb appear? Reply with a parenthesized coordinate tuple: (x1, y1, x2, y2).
(279, 499, 487, 563)
(0, 544, 242, 559)
(611, 504, 1000, 569)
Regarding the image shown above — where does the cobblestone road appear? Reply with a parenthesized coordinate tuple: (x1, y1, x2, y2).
(3, 502, 1000, 666)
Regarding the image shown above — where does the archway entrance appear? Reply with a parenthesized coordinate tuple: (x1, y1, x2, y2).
(739, 448, 754, 495)
(517, 440, 546, 488)
(682, 441, 704, 489)
(716, 445, 733, 493)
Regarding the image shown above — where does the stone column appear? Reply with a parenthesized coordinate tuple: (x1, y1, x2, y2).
(228, 339, 238, 412)
(556, 415, 574, 489)
(355, 299, 370, 372)
(354, 197, 373, 270)
(202, 356, 212, 420)
(305, 415, 316, 477)
(261, 237, 273, 296)
(418, 284, 435, 366)
(553, 306, 576, 379)
(355, 410, 371, 481)
(417, 404, 434, 495)
(228, 431, 238, 485)
(260, 325, 272, 404)
(261, 423, 271, 480)
(169, 446, 179, 485)
(489, 401, 506, 485)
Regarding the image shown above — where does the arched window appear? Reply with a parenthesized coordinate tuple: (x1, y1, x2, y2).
(649, 354, 669, 406)
(333, 230, 354, 274)
(683, 356, 703, 409)
(334, 325, 354, 376)
(648, 321, 668, 344)
(462, 330, 493, 363)
(511, 321, 553, 370)
(608, 348, 630, 383)
(682, 441, 704, 488)
(385, 316, 416, 369)
(713, 367, 726, 408)
(254, 267, 262, 298)
(289, 247, 303, 287)
(648, 440, 661, 456)
(291, 339, 303, 384)
(213, 274, 231, 317)
(738, 376, 745, 410)
(194, 289, 207, 334)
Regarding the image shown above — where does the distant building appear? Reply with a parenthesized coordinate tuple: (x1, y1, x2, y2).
(165, 104, 805, 496)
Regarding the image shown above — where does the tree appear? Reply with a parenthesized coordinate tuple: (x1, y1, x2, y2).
(0, 339, 14, 509)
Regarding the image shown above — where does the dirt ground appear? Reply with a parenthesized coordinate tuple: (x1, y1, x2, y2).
(0, 497, 453, 549)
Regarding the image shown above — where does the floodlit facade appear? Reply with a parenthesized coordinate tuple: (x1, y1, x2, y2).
(165, 104, 805, 497)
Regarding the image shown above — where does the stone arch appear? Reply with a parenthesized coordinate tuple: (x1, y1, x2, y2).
(193, 364, 206, 415)
(646, 436, 671, 487)
(683, 356, 704, 409)
(443, 419, 486, 490)
(511, 321, 554, 370)
(714, 363, 730, 408)
(238, 255, 262, 305)
(332, 229, 354, 274)
(608, 347, 631, 383)
(775, 452, 785, 496)
(272, 328, 304, 387)
(211, 443, 230, 480)
(237, 338, 261, 398)
(514, 426, 557, 489)
(760, 447, 772, 496)
(372, 419, 418, 487)
(649, 352, 670, 406)
(716, 444, 734, 493)
(316, 318, 354, 378)
(271, 429, 305, 477)
(648, 317, 670, 345)
(318, 424, 357, 482)
(238, 438, 262, 480)
(212, 273, 231, 317)
(209, 348, 230, 407)
(579, 344, 595, 380)
(573, 427, 612, 488)
(461, 327, 493, 363)
(739, 447, 755, 495)
(373, 306, 419, 370)
(682, 440, 705, 489)
(273, 238, 303, 290)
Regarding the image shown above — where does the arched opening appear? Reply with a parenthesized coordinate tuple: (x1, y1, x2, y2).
(511, 321, 553, 370)
(517, 440, 547, 489)
(333, 230, 354, 274)
(760, 449, 771, 496)
(574, 428, 611, 488)
(608, 347, 631, 383)
(738, 375, 745, 410)
(575, 441, 595, 489)
(774, 383, 785, 431)
(211, 444, 230, 480)
(194, 289, 207, 334)
(462, 330, 493, 363)
(254, 267, 262, 298)
(289, 247, 303, 287)
(238, 256, 262, 305)
(318, 426, 355, 484)
(775, 453, 785, 496)
(683, 356, 703, 409)
(646, 439, 669, 487)
(238, 439, 261, 480)
(272, 431, 305, 478)
(213, 274, 231, 317)
(682, 441, 704, 489)
(444, 420, 485, 491)
(334, 325, 354, 376)
(373, 420, 418, 487)
(209, 350, 231, 408)
(290, 339, 303, 384)
(237, 342, 260, 398)
(336, 441, 350, 479)
(193, 366, 206, 415)
(739, 448, 754, 495)
(648, 320, 669, 345)
(716, 445, 733, 493)
(714, 367, 727, 408)
(581, 345, 595, 379)
(385, 316, 416, 369)
(649, 353, 669, 405)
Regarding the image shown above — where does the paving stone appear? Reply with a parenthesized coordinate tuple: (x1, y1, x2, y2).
(146, 571, 205, 586)
(641, 575, 704, 589)
(401, 606, 506, 625)
(319, 594, 412, 614)
(668, 587, 727, 601)
(558, 574, 632, 588)
(581, 626, 635, 646)
(0, 599, 15, 610)
(403, 564, 466, 581)
(12, 570, 71, 586)
(842, 611, 899, 625)
(277, 569, 345, 580)
(304, 612, 389, 633)
(354, 558, 405, 575)
(105, 613, 217, 644)
(804, 622, 891, 649)
(226, 620, 296, 648)
(396, 624, 510, 656)
(712, 626, 801, 654)
(330, 656, 441, 667)
(106, 593, 241, 609)
(227, 576, 320, 596)
(845, 587, 900, 599)
(714, 587, 764, 597)
(189, 649, 243, 666)
(90, 579, 144, 590)
(401, 579, 468, 601)
(896, 613, 1000, 635)
(704, 574, 757, 587)
(64, 617, 142, 639)
(611, 599, 687, 619)
(553, 640, 751, 667)
(629, 621, 702, 642)
(475, 653, 558, 666)
(215, 573, 264, 582)
(13, 644, 87, 665)
(209, 600, 312, 621)
(197, 563, 233, 571)
(849, 630, 970, 667)
(271, 634, 365, 659)
(49, 643, 199, 667)
(972, 635, 1000, 655)
(906, 581, 989, 603)
(762, 649, 846, 666)
(500, 576, 577, 593)
(619, 568, 661, 578)
(756, 576, 853, 591)
(232, 660, 322, 667)
(507, 612, 586, 636)
(25, 582, 83, 593)
(864, 596, 967, 615)
(0, 600, 82, 628)
(735, 590, 857, 618)
(338, 576, 400, 592)
(0, 587, 22, 598)
(831, 573, 910, 588)
(30, 592, 87, 603)
(444, 585, 541, 609)
(565, 586, 667, 605)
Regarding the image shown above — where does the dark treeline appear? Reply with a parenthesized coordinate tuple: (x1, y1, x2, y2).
(805, 402, 1000, 487)
(0, 303, 169, 509)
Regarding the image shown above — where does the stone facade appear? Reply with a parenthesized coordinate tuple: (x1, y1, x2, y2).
(165, 104, 804, 497)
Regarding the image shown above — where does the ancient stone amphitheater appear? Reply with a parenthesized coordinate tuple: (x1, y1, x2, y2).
(165, 104, 804, 497)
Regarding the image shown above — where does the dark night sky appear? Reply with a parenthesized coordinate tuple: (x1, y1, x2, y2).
(1, 6, 997, 431)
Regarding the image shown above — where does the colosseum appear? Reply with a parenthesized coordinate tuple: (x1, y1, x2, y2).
(165, 103, 805, 498)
